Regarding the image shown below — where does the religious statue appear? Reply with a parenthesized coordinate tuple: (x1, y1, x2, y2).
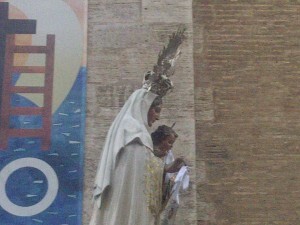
(151, 124, 190, 225)
(89, 28, 186, 225)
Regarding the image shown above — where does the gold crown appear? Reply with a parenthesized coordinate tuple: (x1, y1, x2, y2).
(143, 27, 186, 97)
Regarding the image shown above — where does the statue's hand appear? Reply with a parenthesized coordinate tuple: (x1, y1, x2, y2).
(165, 157, 186, 173)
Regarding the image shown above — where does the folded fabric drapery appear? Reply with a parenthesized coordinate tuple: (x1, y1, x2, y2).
(161, 151, 190, 225)
(171, 166, 190, 204)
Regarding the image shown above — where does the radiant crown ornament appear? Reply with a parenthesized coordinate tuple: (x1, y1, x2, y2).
(143, 27, 186, 97)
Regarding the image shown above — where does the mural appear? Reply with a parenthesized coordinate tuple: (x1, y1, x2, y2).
(0, 1, 87, 224)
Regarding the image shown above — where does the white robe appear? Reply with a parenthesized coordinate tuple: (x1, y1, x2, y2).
(90, 89, 162, 225)
(92, 89, 157, 209)
(89, 142, 164, 225)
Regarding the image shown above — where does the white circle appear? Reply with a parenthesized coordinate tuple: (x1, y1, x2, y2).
(0, 158, 59, 217)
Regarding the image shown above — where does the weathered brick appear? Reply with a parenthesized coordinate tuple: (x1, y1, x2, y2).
(194, 1, 300, 224)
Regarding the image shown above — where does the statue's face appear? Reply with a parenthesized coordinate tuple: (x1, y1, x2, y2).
(157, 133, 176, 157)
(147, 104, 162, 127)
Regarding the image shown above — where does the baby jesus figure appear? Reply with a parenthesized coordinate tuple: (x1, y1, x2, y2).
(151, 125, 189, 225)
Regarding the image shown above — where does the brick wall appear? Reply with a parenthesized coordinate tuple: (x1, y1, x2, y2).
(194, 1, 300, 224)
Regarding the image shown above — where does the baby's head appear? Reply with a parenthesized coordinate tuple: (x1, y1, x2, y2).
(151, 125, 178, 158)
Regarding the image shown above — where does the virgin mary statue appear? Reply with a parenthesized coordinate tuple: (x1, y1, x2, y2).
(89, 29, 186, 225)
(89, 88, 164, 225)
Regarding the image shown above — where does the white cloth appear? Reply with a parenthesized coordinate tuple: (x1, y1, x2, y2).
(171, 166, 189, 204)
(164, 151, 190, 204)
(164, 150, 175, 164)
(160, 151, 190, 225)
(164, 150, 175, 183)
(93, 88, 158, 208)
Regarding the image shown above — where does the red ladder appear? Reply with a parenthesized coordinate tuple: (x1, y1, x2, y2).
(0, 34, 55, 150)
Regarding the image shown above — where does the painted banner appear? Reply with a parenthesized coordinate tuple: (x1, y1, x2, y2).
(0, 1, 87, 224)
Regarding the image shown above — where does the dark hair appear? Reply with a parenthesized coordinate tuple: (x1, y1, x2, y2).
(151, 125, 178, 146)
(150, 96, 162, 109)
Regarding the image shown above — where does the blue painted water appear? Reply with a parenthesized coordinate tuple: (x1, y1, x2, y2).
(0, 67, 86, 225)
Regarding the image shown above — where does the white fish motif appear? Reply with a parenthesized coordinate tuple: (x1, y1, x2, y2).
(59, 112, 69, 116)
